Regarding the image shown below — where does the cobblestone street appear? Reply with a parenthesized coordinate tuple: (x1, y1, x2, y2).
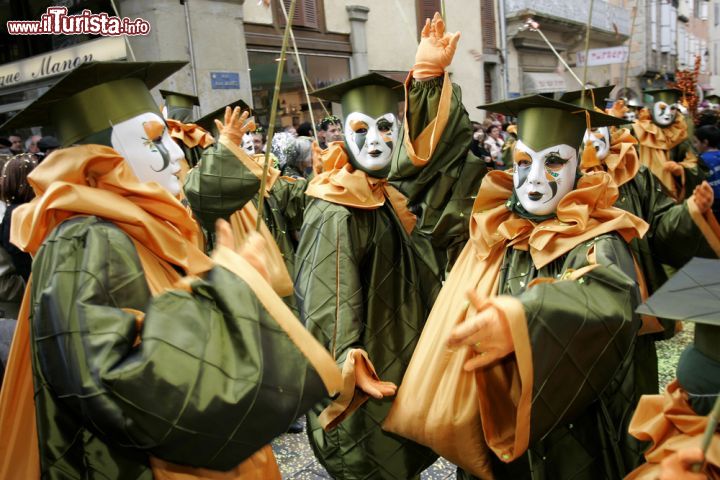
(272, 325, 694, 479)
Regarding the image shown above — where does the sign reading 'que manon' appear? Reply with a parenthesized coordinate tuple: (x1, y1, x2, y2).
(0, 36, 126, 89)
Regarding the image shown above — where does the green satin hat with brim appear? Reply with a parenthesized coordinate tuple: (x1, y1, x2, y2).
(477, 94, 627, 152)
(644, 88, 683, 105)
(559, 85, 616, 110)
(311, 72, 403, 120)
(160, 89, 199, 123)
(193, 99, 252, 136)
(1, 61, 187, 146)
(705, 94, 720, 104)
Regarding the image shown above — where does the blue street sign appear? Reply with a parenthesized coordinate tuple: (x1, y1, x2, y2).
(211, 72, 240, 90)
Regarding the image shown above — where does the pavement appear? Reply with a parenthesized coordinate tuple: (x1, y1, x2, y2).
(273, 325, 692, 479)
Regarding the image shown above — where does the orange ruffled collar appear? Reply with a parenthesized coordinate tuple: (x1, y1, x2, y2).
(602, 127, 640, 187)
(11, 144, 212, 276)
(166, 118, 215, 149)
(633, 111, 688, 150)
(306, 142, 417, 234)
(470, 169, 648, 269)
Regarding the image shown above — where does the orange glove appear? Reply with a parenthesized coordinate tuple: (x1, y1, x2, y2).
(215, 218, 270, 282)
(413, 12, 461, 80)
(663, 160, 684, 177)
(447, 290, 514, 371)
(214, 106, 256, 147)
(351, 350, 397, 399)
(659, 447, 707, 480)
(692, 181, 714, 214)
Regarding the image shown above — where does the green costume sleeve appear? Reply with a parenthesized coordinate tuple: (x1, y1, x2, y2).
(295, 201, 365, 365)
(513, 235, 641, 442)
(680, 148, 709, 199)
(31, 216, 326, 475)
(632, 167, 715, 268)
(268, 176, 309, 233)
(183, 140, 262, 231)
(390, 77, 487, 264)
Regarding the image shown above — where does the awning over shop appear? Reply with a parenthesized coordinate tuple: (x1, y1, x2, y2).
(523, 72, 567, 94)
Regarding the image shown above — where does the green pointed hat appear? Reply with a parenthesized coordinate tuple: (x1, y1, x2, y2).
(559, 86, 615, 110)
(1, 61, 187, 146)
(194, 99, 251, 135)
(478, 94, 626, 151)
(644, 88, 683, 105)
(160, 89, 199, 123)
(311, 72, 403, 119)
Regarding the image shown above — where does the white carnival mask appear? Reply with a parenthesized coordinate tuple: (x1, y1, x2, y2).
(242, 133, 255, 155)
(110, 112, 184, 196)
(344, 111, 398, 173)
(623, 110, 637, 122)
(513, 140, 579, 216)
(652, 101, 677, 127)
(583, 127, 611, 161)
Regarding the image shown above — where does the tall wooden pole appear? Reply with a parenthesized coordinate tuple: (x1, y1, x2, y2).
(257, 0, 297, 231)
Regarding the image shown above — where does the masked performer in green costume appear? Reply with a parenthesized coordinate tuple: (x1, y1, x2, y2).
(634, 88, 708, 201)
(566, 87, 720, 396)
(191, 102, 301, 310)
(294, 13, 486, 479)
(0, 61, 341, 480)
(385, 94, 651, 480)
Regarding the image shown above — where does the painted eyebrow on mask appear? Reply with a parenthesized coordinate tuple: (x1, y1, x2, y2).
(349, 119, 369, 132)
(513, 149, 532, 163)
(544, 150, 569, 162)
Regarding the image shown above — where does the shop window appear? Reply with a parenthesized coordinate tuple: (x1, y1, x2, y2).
(278, 0, 320, 30)
(416, 0, 441, 40)
(248, 50, 350, 129)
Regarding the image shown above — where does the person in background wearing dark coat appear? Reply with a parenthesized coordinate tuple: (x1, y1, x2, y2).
(0, 153, 38, 281)
(470, 121, 493, 169)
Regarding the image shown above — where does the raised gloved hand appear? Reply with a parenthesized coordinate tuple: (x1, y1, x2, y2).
(413, 12, 461, 80)
(447, 290, 514, 371)
(215, 218, 270, 282)
(691, 181, 714, 214)
(214, 106, 256, 147)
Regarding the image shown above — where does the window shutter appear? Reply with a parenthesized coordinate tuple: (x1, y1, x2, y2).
(416, 0, 442, 39)
(481, 0, 497, 54)
(281, 0, 319, 29)
(301, 0, 319, 28)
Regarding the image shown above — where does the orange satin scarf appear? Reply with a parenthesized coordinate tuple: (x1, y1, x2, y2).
(307, 143, 417, 234)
